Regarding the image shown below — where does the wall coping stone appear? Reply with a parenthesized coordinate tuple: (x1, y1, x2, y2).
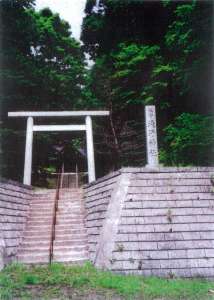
(120, 167, 214, 173)
(83, 170, 121, 189)
(84, 167, 214, 189)
(0, 177, 33, 190)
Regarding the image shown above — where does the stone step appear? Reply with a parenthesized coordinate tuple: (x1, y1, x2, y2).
(53, 245, 88, 251)
(59, 198, 83, 201)
(55, 223, 85, 229)
(31, 200, 55, 204)
(57, 213, 85, 218)
(33, 193, 56, 196)
(22, 236, 51, 242)
(30, 204, 54, 208)
(18, 248, 49, 255)
(57, 212, 85, 217)
(57, 204, 82, 208)
(59, 196, 83, 199)
(55, 228, 87, 235)
(25, 225, 52, 231)
(34, 192, 56, 194)
(59, 192, 82, 195)
(29, 208, 53, 213)
(57, 200, 83, 204)
(57, 211, 84, 217)
(60, 188, 82, 191)
(58, 203, 83, 207)
(54, 240, 88, 247)
(58, 204, 84, 208)
(34, 189, 56, 193)
(28, 208, 53, 213)
(34, 191, 56, 194)
(28, 212, 53, 217)
(52, 257, 88, 264)
(59, 193, 83, 196)
(57, 209, 84, 214)
(33, 195, 55, 198)
(58, 203, 84, 211)
(20, 245, 50, 251)
(24, 230, 51, 237)
(26, 220, 53, 226)
(27, 210, 53, 215)
(55, 234, 87, 242)
(56, 219, 86, 225)
(34, 192, 55, 194)
(32, 199, 53, 203)
(59, 192, 83, 195)
(58, 198, 83, 201)
(58, 210, 84, 214)
(17, 254, 49, 264)
(53, 251, 88, 261)
(32, 198, 54, 202)
(56, 217, 84, 226)
(21, 241, 50, 247)
(58, 195, 83, 198)
(55, 222, 85, 228)
(59, 194, 83, 197)
(33, 194, 55, 197)
(27, 216, 53, 221)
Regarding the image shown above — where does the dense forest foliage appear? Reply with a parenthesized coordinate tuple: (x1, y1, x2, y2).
(82, 0, 214, 169)
(0, 0, 87, 183)
(0, 0, 214, 184)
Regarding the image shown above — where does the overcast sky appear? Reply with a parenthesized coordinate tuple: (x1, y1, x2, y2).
(35, 0, 87, 40)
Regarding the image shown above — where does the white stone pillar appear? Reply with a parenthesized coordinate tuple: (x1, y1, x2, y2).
(145, 105, 159, 167)
(0, 238, 5, 271)
(23, 117, 34, 185)
(86, 116, 96, 183)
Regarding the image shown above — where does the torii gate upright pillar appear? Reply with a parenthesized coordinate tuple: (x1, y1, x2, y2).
(86, 116, 96, 183)
(24, 117, 34, 185)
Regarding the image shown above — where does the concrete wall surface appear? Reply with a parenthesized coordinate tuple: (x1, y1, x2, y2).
(0, 178, 33, 267)
(83, 171, 121, 261)
(84, 167, 214, 278)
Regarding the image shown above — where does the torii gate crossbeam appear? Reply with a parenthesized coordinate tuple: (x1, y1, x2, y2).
(8, 111, 110, 185)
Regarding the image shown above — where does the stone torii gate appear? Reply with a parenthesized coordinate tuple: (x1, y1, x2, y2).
(8, 111, 110, 185)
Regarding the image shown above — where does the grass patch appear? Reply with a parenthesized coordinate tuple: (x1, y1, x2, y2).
(0, 262, 214, 299)
(142, 276, 214, 300)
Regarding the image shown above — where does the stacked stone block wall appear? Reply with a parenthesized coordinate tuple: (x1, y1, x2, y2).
(84, 167, 214, 278)
(83, 171, 121, 261)
(0, 179, 32, 266)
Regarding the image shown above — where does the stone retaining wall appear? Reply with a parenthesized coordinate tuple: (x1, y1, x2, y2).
(0, 179, 33, 267)
(84, 167, 214, 278)
(83, 171, 121, 261)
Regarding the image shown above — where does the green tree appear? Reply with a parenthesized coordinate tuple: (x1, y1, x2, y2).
(111, 43, 161, 107)
(1, 5, 85, 115)
(82, 0, 172, 58)
(0, 2, 86, 181)
(81, 0, 214, 168)
(160, 113, 214, 166)
(163, 1, 213, 115)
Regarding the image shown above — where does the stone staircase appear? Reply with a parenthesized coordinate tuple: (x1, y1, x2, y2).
(17, 188, 88, 264)
(53, 188, 89, 263)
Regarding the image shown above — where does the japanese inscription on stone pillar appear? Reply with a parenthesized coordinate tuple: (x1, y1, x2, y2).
(145, 105, 159, 167)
